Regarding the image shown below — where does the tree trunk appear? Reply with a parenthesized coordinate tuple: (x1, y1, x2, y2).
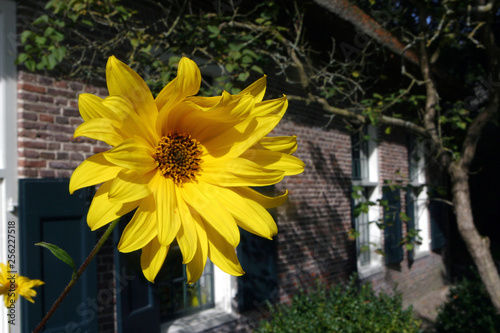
(449, 163, 500, 313)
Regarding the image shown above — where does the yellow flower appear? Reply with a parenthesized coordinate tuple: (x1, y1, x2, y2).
(0, 263, 44, 307)
(70, 56, 304, 283)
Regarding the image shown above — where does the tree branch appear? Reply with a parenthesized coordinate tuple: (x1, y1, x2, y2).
(287, 94, 429, 136)
(311, 0, 420, 65)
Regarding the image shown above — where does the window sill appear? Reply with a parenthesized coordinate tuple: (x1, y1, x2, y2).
(161, 308, 237, 333)
(352, 180, 379, 187)
(357, 263, 383, 280)
(413, 249, 430, 260)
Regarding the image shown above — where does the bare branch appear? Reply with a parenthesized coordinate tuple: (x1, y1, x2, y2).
(311, 0, 420, 65)
(287, 94, 429, 137)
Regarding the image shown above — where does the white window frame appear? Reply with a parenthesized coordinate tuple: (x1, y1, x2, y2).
(352, 125, 382, 278)
(161, 267, 237, 333)
(408, 138, 430, 257)
(0, 1, 18, 333)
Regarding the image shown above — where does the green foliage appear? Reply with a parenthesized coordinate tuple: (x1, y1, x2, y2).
(16, 0, 278, 94)
(255, 277, 422, 333)
(435, 273, 500, 332)
(35, 241, 77, 278)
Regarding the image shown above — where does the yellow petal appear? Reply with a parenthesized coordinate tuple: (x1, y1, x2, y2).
(185, 95, 222, 110)
(239, 149, 305, 176)
(253, 136, 298, 154)
(216, 187, 277, 239)
(181, 181, 240, 247)
(233, 187, 288, 209)
(117, 195, 157, 253)
(155, 176, 181, 246)
(205, 223, 244, 276)
(237, 75, 267, 103)
(69, 152, 121, 194)
(186, 211, 208, 283)
(104, 139, 156, 174)
(109, 169, 155, 203)
(141, 237, 169, 283)
(87, 180, 140, 230)
(178, 94, 255, 138)
(202, 114, 282, 160)
(252, 95, 288, 117)
(175, 191, 198, 264)
(17, 277, 44, 303)
(102, 95, 158, 147)
(200, 157, 285, 187)
(106, 56, 157, 127)
(74, 118, 124, 147)
(155, 57, 201, 112)
(78, 93, 114, 122)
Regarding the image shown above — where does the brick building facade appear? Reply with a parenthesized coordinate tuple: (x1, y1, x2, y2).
(1, 1, 447, 332)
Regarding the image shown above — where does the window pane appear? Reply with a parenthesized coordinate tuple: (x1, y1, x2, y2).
(354, 189, 371, 266)
(352, 129, 369, 181)
(154, 243, 215, 322)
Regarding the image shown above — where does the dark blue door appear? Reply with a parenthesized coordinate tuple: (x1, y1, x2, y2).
(19, 179, 97, 333)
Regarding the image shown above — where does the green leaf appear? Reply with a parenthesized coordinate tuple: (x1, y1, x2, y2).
(228, 50, 241, 60)
(33, 15, 49, 25)
(237, 71, 249, 81)
(35, 242, 77, 275)
(20, 30, 33, 44)
(225, 63, 236, 73)
(251, 65, 264, 74)
(15, 53, 29, 65)
(228, 43, 243, 51)
(241, 55, 253, 64)
(47, 54, 58, 70)
(207, 25, 220, 38)
(25, 60, 36, 72)
(255, 17, 267, 25)
(35, 35, 47, 46)
(53, 46, 67, 61)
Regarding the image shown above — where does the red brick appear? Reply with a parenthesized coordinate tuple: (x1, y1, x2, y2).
(20, 102, 48, 113)
(54, 81, 68, 88)
(18, 169, 38, 177)
(19, 83, 46, 93)
(39, 95, 54, 103)
(55, 116, 69, 124)
(48, 161, 79, 169)
(39, 114, 54, 123)
(48, 143, 61, 150)
(18, 92, 38, 102)
(47, 87, 76, 99)
(19, 112, 38, 121)
(40, 152, 55, 160)
(39, 170, 56, 178)
(62, 108, 80, 117)
(19, 149, 40, 158)
(19, 160, 46, 168)
(19, 140, 47, 149)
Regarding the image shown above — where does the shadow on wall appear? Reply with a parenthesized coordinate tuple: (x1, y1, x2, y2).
(277, 139, 356, 304)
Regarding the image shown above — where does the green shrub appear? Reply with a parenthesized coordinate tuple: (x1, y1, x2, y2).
(435, 274, 500, 333)
(255, 276, 421, 333)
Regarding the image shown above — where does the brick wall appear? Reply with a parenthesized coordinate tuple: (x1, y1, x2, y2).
(17, 71, 109, 178)
(272, 106, 356, 305)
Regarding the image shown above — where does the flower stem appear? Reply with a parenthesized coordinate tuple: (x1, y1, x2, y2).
(33, 218, 120, 332)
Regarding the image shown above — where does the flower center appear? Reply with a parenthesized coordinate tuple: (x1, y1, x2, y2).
(154, 131, 203, 184)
